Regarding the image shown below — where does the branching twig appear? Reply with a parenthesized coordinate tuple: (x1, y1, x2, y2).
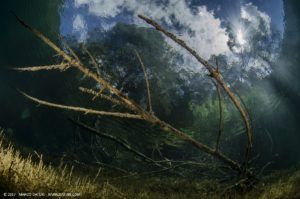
(61, 38, 81, 62)
(12, 63, 70, 72)
(69, 118, 162, 167)
(82, 45, 101, 76)
(11, 11, 139, 112)
(79, 87, 127, 108)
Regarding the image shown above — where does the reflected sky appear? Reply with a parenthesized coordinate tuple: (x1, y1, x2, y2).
(60, 0, 285, 79)
(60, 0, 284, 39)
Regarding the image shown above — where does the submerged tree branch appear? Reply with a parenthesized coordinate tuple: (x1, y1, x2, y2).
(11, 11, 140, 113)
(79, 87, 126, 108)
(69, 118, 166, 168)
(82, 45, 101, 76)
(134, 49, 153, 113)
(61, 38, 81, 63)
(138, 15, 252, 142)
(214, 81, 224, 151)
(12, 63, 70, 72)
(213, 58, 224, 152)
(18, 90, 143, 120)
(138, 14, 253, 165)
(12, 13, 244, 173)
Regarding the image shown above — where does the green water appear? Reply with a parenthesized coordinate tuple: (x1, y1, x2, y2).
(0, 0, 67, 152)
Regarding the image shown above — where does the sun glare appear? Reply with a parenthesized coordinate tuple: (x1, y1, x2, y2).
(236, 28, 246, 45)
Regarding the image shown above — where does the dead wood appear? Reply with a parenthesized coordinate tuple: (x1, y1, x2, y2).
(134, 49, 153, 113)
(69, 118, 165, 168)
(12, 13, 245, 174)
(19, 90, 143, 120)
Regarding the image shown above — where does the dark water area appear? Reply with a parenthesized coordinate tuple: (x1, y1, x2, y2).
(0, 0, 300, 175)
(0, 0, 71, 153)
(266, 0, 300, 168)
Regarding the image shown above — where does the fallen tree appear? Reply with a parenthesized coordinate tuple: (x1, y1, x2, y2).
(11, 12, 254, 179)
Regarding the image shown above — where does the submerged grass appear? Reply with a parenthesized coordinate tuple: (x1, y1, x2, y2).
(0, 129, 299, 198)
(0, 130, 125, 198)
(256, 169, 300, 199)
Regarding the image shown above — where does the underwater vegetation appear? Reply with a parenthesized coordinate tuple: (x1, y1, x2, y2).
(0, 130, 124, 198)
(1, 130, 300, 198)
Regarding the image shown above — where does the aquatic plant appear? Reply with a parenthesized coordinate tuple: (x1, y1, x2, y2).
(0, 129, 125, 198)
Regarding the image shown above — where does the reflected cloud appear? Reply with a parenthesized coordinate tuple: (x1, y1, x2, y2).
(60, 0, 284, 81)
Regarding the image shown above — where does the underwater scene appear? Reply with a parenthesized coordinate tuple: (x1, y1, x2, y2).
(0, 0, 300, 198)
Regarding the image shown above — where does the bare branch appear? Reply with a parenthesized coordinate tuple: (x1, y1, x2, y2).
(92, 87, 105, 101)
(82, 45, 101, 76)
(213, 58, 224, 152)
(12, 12, 142, 112)
(213, 81, 224, 151)
(69, 119, 166, 168)
(79, 87, 131, 110)
(13, 13, 245, 173)
(11, 12, 74, 63)
(134, 49, 153, 114)
(61, 39, 81, 62)
(138, 15, 252, 153)
(12, 63, 70, 72)
(18, 90, 143, 120)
